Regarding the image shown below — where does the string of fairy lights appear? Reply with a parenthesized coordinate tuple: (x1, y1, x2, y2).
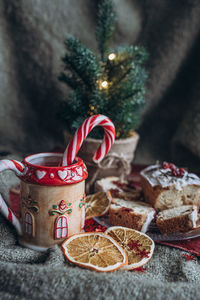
(99, 52, 116, 90)
(88, 53, 116, 114)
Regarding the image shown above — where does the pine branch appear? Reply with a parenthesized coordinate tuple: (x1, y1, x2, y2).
(58, 72, 81, 90)
(96, 0, 116, 60)
(61, 36, 101, 90)
(108, 65, 148, 100)
(62, 54, 92, 90)
(111, 65, 132, 87)
(105, 46, 148, 84)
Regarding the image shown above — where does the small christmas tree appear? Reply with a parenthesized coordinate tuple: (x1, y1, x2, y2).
(58, 0, 148, 139)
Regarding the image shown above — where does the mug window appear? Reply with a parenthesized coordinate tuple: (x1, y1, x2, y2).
(25, 212, 33, 236)
(55, 216, 68, 239)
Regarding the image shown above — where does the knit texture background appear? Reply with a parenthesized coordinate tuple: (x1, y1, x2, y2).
(0, 0, 200, 169)
(0, 157, 200, 300)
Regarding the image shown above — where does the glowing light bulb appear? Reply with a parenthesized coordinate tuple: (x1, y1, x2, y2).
(108, 53, 116, 60)
(101, 81, 108, 88)
(89, 104, 95, 111)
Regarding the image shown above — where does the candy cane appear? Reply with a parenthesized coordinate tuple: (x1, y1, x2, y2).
(0, 194, 22, 234)
(0, 159, 25, 235)
(62, 115, 115, 166)
(0, 159, 25, 176)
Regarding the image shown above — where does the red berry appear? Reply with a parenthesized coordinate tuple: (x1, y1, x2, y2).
(102, 226, 107, 232)
(177, 168, 185, 177)
(162, 162, 169, 169)
(169, 163, 176, 170)
(172, 170, 178, 176)
(122, 207, 132, 213)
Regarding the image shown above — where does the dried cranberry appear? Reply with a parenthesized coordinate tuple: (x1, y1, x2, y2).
(169, 163, 176, 170)
(84, 219, 107, 233)
(122, 207, 132, 213)
(179, 168, 185, 174)
(162, 162, 185, 178)
(138, 248, 150, 258)
(101, 226, 107, 232)
(182, 253, 196, 261)
(86, 219, 95, 225)
(127, 240, 142, 250)
(172, 169, 178, 176)
(110, 189, 120, 197)
(134, 267, 146, 273)
(162, 162, 169, 169)
(112, 181, 127, 190)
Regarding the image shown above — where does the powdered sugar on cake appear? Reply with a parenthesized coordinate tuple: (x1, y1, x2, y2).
(141, 210, 155, 233)
(141, 165, 200, 191)
(95, 176, 124, 192)
(188, 206, 198, 227)
(111, 198, 153, 213)
(110, 199, 155, 233)
(157, 205, 198, 232)
(158, 205, 196, 219)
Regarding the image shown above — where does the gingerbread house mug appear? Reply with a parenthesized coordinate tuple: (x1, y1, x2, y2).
(0, 152, 88, 251)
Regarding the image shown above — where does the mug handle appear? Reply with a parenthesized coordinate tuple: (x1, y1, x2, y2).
(0, 159, 25, 235)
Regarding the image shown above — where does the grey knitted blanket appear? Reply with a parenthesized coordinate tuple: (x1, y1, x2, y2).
(1, 219, 200, 300)
(0, 158, 200, 300)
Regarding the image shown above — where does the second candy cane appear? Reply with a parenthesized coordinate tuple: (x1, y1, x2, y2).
(62, 114, 115, 166)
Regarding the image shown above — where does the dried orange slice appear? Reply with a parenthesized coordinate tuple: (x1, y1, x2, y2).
(62, 232, 128, 272)
(85, 192, 111, 220)
(106, 226, 154, 270)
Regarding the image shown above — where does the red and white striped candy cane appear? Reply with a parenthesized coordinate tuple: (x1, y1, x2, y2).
(0, 194, 22, 234)
(62, 114, 115, 166)
(0, 159, 25, 176)
(0, 159, 25, 234)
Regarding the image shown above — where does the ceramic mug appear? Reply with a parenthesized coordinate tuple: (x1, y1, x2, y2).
(0, 152, 88, 251)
